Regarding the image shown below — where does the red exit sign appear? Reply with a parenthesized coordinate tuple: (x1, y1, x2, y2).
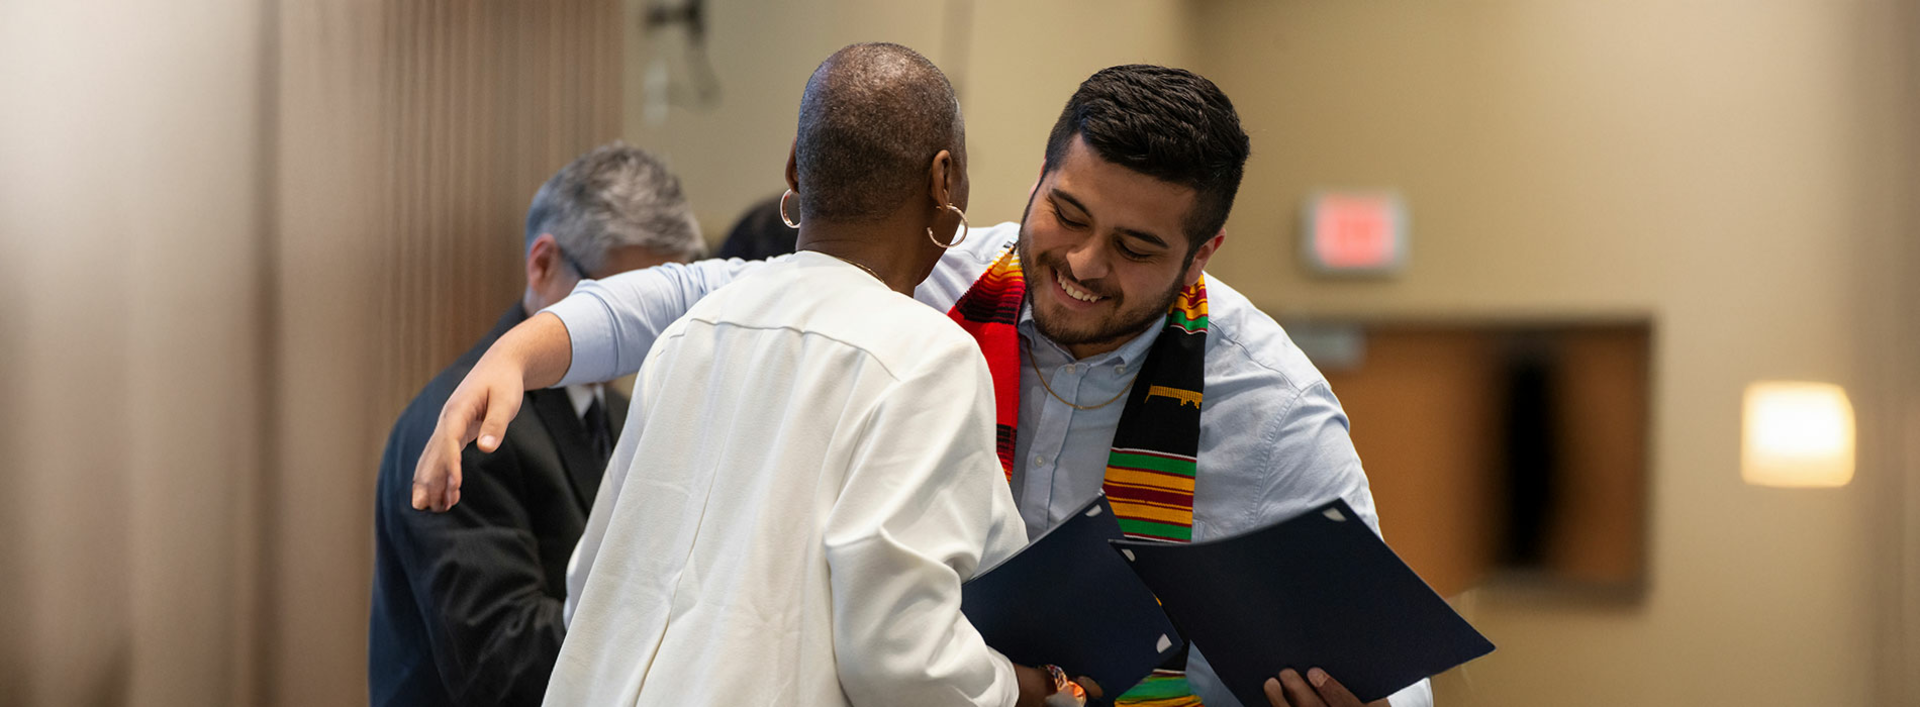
(1301, 192, 1407, 275)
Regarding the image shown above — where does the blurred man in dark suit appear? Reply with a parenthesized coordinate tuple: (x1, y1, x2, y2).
(369, 143, 706, 707)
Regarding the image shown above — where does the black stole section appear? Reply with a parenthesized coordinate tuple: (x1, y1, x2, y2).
(1109, 302, 1208, 681)
(1111, 317, 1207, 464)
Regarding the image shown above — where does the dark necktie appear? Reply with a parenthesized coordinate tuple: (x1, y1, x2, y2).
(583, 396, 613, 469)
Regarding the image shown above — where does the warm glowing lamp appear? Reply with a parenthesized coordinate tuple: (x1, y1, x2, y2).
(1741, 381, 1855, 488)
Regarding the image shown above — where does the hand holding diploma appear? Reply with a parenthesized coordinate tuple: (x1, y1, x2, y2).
(1013, 664, 1102, 707)
(1264, 667, 1388, 707)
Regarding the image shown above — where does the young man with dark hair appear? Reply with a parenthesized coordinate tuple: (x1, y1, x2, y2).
(412, 65, 1429, 707)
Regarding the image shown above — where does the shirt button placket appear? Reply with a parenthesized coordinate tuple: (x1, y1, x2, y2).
(1039, 358, 1086, 517)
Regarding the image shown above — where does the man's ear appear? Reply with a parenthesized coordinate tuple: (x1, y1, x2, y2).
(526, 233, 562, 290)
(1183, 229, 1227, 287)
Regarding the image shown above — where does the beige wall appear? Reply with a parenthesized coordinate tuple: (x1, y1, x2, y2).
(2, 1, 626, 705)
(621, 0, 1197, 237)
(272, 2, 625, 705)
(1191, 1, 1916, 705)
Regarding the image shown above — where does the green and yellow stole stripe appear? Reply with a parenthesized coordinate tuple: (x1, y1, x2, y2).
(948, 246, 1209, 706)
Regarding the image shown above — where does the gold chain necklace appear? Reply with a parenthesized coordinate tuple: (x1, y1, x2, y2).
(1022, 337, 1137, 411)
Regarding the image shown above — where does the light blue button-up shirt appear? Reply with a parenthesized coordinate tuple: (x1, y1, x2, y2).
(547, 222, 1432, 707)
(1013, 301, 1158, 535)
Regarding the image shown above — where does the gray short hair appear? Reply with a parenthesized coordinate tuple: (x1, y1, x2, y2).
(524, 142, 706, 270)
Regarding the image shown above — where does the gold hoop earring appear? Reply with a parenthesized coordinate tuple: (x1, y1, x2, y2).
(926, 204, 969, 249)
(779, 189, 801, 228)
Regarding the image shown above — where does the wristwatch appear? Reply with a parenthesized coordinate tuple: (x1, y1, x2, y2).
(1042, 664, 1088, 707)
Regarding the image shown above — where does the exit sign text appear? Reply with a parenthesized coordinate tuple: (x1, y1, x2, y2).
(1301, 192, 1407, 276)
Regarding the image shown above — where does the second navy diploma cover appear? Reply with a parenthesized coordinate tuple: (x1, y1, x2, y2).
(1112, 499, 1495, 704)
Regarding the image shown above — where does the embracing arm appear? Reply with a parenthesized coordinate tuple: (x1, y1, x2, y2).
(408, 313, 571, 512)
(410, 258, 763, 512)
(544, 258, 766, 385)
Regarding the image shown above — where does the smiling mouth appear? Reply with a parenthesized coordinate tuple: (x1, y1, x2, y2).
(1053, 269, 1108, 304)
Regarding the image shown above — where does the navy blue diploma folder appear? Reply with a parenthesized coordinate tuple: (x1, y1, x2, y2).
(961, 495, 1185, 701)
(1111, 499, 1495, 705)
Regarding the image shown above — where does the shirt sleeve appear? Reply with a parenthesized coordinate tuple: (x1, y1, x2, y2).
(1255, 380, 1382, 533)
(543, 257, 770, 387)
(822, 337, 1027, 707)
(1256, 381, 1434, 707)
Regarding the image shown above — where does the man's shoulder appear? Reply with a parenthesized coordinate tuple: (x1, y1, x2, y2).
(382, 359, 473, 479)
(376, 329, 535, 509)
(948, 221, 1019, 268)
(1189, 276, 1373, 540)
(386, 307, 523, 451)
(1199, 273, 1328, 400)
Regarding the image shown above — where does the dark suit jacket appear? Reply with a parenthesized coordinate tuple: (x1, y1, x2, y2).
(370, 304, 627, 707)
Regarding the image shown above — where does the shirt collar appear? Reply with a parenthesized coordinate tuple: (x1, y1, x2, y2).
(564, 383, 604, 419)
(1017, 299, 1164, 368)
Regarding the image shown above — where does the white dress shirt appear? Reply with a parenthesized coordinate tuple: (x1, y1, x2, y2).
(549, 252, 1029, 707)
(563, 383, 603, 419)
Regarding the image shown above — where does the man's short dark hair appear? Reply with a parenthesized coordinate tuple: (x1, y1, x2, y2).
(795, 43, 963, 223)
(1043, 65, 1250, 247)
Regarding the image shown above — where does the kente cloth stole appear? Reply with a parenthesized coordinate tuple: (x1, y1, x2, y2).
(947, 246, 1209, 707)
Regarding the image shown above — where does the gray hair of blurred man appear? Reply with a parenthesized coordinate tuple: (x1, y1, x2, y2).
(523, 142, 706, 271)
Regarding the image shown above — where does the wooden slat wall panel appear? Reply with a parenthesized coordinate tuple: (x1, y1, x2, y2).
(375, 0, 623, 418)
(269, 3, 622, 706)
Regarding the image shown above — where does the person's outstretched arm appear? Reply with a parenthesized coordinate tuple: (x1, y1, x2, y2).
(410, 258, 763, 511)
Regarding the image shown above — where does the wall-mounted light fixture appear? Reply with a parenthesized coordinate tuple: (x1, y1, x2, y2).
(639, 0, 720, 127)
(1741, 381, 1855, 488)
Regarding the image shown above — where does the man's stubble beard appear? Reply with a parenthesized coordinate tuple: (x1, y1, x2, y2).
(1015, 215, 1186, 352)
